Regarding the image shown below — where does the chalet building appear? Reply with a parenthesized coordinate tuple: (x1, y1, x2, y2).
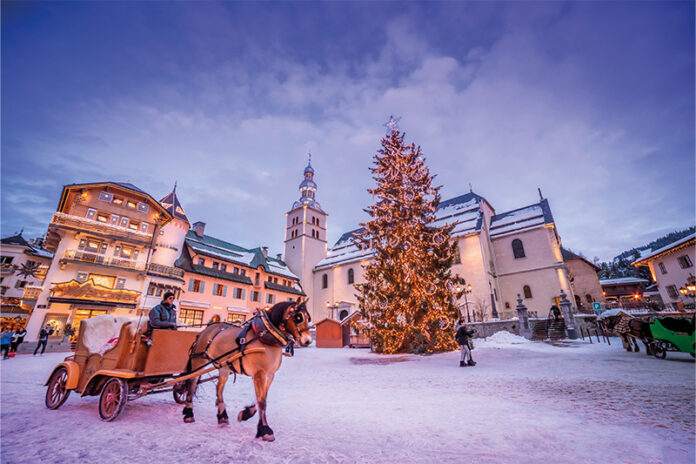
(632, 233, 695, 310)
(561, 248, 604, 312)
(26, 182, 179, 341)
(598, 277, 649, 302)
(283, 161, 577, 322)
(175, 222, 304, 326)
(0, 233, 53, 322)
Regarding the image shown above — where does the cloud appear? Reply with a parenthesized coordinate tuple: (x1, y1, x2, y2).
(2, 4, 693, 261)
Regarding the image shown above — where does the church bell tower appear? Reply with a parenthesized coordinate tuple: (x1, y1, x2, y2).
(283, 155, 328, 317)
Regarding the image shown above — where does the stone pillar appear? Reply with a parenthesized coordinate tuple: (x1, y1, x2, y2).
(559, 289, 578, 339)
(515, 294, 532, 339)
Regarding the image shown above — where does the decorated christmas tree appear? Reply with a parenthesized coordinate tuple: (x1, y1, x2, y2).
(356, 118, 461, 354)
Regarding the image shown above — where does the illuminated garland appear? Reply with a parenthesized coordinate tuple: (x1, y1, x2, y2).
(356, 129, 460, 354)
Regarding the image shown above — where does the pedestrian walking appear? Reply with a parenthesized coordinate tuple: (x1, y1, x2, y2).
(33, 325, 53, 355)
(1, 328, 14, 359)
(455, 318, 477, 367)
(11, 326, 27, 353)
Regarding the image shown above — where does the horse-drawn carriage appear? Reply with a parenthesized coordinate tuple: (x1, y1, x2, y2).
(648, 316, 695, 359)
(45, 300, 313, 441)
(44, 315, 255, 420)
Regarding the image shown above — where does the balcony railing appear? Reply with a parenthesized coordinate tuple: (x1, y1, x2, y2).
(51, 212, 153, 242)
(63, 249, 147, 271)
(22, 286, 42, 300)
(147, 262, 185, 278)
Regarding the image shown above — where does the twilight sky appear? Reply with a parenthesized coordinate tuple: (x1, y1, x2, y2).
(2, 2, 694, 261)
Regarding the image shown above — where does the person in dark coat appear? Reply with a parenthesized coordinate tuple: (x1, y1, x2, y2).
(1, 328, 13, 359)
(455, 318, 476, 367)
(551, 305, 561, 320)
(147, 292, 178, 337)
(33, 325, 53, 355)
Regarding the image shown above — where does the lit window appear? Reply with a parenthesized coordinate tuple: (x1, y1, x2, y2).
(112, 197, 124, 206)
(126, 200, 137, 209)
(120, 217, 129, 228)
(88, 273, 116, 288)
(85, 239, 102, 253)
(227, 312, 246, 324)
(523, 285, 533, 299)
(96, 213, 109, 223)
(110, 215, 119, 226)
(137, 202, 149, 213)
(99, 191, 113, 202)
(115, 278, 126, 289)
(86, 208, 97, 220)
(76, 272, 88, 283)
(128, 221, 140, 231)
(179, 309, 203, 326)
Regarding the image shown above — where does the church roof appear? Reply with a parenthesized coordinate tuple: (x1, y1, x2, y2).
(1, 233, 54, 259)
(182, 231, 301, 281)
(561, 247, 600, 271)
(159, 187, 190, 224)
(316, 192, 488, 270)
(489, 198, 554, 239)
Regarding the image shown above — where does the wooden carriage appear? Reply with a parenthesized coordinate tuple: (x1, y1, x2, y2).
(45, 315, 200, 421)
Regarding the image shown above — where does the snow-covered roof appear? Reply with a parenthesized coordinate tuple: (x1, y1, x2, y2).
(632, 233, 695, 266)
(489, 199, 554, 239)
(184, 231, 300, 280)
(315, 193, 486, 270)
(599, 277, 649, 286)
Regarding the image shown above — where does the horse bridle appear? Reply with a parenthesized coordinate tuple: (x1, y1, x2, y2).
(282, 304, 311, 340)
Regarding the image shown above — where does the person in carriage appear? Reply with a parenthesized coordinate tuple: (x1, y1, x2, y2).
(144, 292, 178, 345)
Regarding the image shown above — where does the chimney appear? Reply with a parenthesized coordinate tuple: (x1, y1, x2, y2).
(276, 253, 282, 261)
(262, 247, 269, 259)
(192, 221, 206, 238)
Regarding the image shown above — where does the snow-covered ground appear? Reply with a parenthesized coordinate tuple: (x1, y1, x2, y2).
(2, 335, 694, 464)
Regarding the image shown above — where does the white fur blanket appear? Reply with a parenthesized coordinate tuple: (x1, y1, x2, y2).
(80, 315, 142, 355)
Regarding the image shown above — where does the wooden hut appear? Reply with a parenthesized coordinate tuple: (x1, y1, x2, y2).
(315, 318, 344, 348)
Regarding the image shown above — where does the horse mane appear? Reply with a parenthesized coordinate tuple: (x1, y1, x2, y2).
(266, 301, 296, 327)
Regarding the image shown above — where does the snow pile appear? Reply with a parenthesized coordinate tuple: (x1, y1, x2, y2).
(483, 330, 531, 345)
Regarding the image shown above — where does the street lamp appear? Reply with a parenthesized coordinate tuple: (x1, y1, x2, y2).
(455, 282, 473, 323)
(326, 301, 340, 319)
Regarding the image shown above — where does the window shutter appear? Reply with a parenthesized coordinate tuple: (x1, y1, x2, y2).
(76, 272, 88, 283)
(116, 278, 126, 289)
(223, 285, 227, 297)
(200, 281, 205, 293)
(242, 289, 246, 300)
(86, 208, 97, 220)
(213, 283, 218, 295)
(189, 279, 195, 291)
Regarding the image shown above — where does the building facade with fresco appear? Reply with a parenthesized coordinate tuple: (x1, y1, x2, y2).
(284, 161, 578, 323)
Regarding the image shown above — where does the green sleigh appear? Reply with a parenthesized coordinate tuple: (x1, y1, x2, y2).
(648, 317, 695, 359)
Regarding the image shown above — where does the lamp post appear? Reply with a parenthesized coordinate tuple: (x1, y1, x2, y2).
(326, 301, 340, 320)
(455, 282, 473, 323)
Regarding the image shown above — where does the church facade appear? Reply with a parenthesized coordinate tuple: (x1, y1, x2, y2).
(284, 162, 578, 322)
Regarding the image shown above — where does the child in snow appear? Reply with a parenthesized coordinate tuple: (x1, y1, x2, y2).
(1, 328, 14, 359)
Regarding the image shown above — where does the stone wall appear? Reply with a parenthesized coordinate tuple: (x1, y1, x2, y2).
(469, 313, 601, 339)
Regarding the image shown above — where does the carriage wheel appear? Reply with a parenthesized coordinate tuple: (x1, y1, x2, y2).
(99, 377, 128, 421)
(45, 367, 71, 410)
(173, 384, 188, 404)
(652, 343, 667, 360)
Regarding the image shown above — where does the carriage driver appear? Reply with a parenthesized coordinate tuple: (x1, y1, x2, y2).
(146, 292, 178, 339)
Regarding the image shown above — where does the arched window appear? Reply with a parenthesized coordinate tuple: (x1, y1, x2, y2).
(585, 294, 593, 303)
(339, 309, 349, 320)
(322, 274, 328, 289)
(523, 285, 532, 299)
(347, 268, 355, 284)
(512, 239, 526, 259)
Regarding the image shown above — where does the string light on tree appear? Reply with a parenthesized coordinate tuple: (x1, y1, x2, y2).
(356, 117, 460, 354)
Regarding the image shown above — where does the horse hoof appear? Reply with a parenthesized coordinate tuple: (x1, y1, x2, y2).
(261, 434, 275, 442)
(238, 407, 255, 422)
(217, 410, 229, 425)
(184, 417, 195, 423)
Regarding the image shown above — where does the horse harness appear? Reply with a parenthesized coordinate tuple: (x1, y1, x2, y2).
(189, 310, 293, 377)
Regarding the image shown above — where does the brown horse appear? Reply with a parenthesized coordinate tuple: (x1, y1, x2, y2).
(601, 314, 653, 355)
(180, 299, 312, 441)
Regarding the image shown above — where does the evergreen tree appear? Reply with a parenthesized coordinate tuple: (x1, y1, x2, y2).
(356, 123, 460, 354)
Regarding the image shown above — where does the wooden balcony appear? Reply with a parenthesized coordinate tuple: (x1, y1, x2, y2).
(62, 249, 147, 271)
(147, 262, 185, 279)
(50, 212, 153, 245)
